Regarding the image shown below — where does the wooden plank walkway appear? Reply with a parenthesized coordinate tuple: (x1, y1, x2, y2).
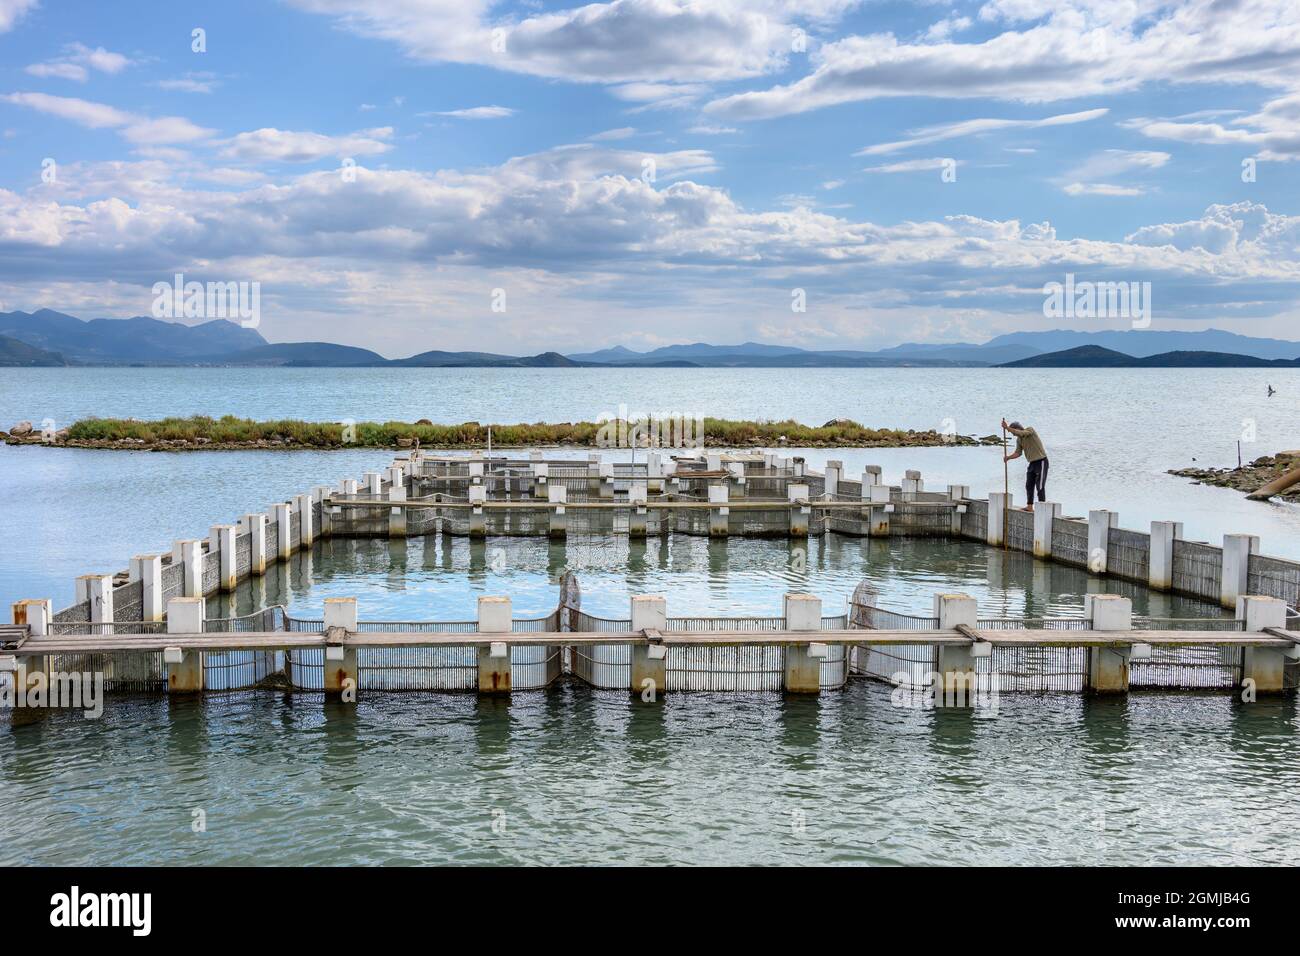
(10, 627, 1298, 656)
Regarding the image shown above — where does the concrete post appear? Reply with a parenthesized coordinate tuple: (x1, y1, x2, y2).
(1237, 595, 1290, 693)
(726, 461, 746, 499)
(12, 598, 51, 634)
(532, 463, 549, 499)
(294, 493, 315, 548)
(1147, 521, 1183, 591)
(477, 596, 512, 693)
(272, 503, 293, 559)
(824, 460, 842, 496)
(708, 483, 729, 537)
(242, 514, 267, 575)
(948, 485, 970, 535)
(787, 481, 810, 537)
(170, 540, 201, 597)
(901, 470, 922, 498)
(630, 595, 667, 695)
(547, 483, 567, 539)
(987, 492, 1011, 547)
(209, 524, 237, 591)
(629, 479, 648, 538)
(1221, 534, 1260, 609)
(1086, 594, 1132, 693)
(468, 485, 486, 538)
(1032, 502, 1060, 558)
(315, 486, 334, 536)
(868, 484, 891, 536)
(388, 483, 407, 538)
(783, 593, 823, 693)
(77, 574, 114, 635)
(598, 459, 615, 500)
(864, 465, 882, 488)
(322, 597, 358, 697)
(1087, 509, 1118, 574)
(129, 554, 165, 621)
(165, 597, 205, 693)
(364, 471, 383, 496)
(934, 593, 978, 699)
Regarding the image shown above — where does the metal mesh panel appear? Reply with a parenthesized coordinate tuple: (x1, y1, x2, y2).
(1172, 540, 1223, 601)
(1246, 554, 1300, 607)
(960, 498, 987, 541)
(46, 651, 165, 691)
(235, 532, 252, 576)
(1051, 518, 1089, 566)
(1129, 645, 1242, 688)
(666, 645, 785, 692)
(160, 561, 185, 603)
(358, 646, 477, 690)
(850, 643, 937, 687)
(1107, 527, 1150, 583)
(111, 580, 143, 621)
(1006, 508, 1034, 552)
(982, 645, 1087, 692)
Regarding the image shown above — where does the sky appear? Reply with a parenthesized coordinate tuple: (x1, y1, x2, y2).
(0, 0, 1299, 358)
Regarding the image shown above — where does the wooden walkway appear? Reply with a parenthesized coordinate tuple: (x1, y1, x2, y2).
(8, 627, 1298, 657)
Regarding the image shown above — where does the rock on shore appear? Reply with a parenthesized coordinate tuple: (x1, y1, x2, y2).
(1169, 451, 1300, 501)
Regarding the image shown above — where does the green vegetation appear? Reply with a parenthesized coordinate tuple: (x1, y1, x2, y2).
(34, 415, 988, 449)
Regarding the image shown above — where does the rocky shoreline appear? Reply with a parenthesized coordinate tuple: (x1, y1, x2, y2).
(1169, 451, 1300, 501)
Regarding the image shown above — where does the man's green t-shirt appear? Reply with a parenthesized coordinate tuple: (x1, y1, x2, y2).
(1016, 427, 1047, 462)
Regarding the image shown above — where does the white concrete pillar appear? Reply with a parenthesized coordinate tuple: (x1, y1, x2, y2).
(242, 514, 267, 575)
(364, 471, 383, 496)
(901, 470, 922, 497)
(468, 484, 487, 537)
(824, 460, 842, 496)
(388, 482, 407, 538)
(165, 596, 205, 692)
(1087, 509, 1118, 574)
(864, 465, 882, 488)
(630, 595, 667, 693)
(313, 486, 334, 536)
(1221, 534, 1260, 609)
(1237, 596, 1291, 693)
(173, 540, 203, 596)
(1032, 502, 1061, 558)
(783, 593, 823, 693)
(532, 462, 549, 498)
(477, 596, 512, 693)
(273, 503, 293, 559)
(948, 485, 970, 536)
(547, 482, 567, 539)
(129, 554, 165, 621)
(209, 524, 237, 591)
(787, 481, 810, 537)
(322, 597, 358, 696)
(987, 492, 1011, 547)
(935, 593, 978, 696)
(1086, 594, 1132, 692)
(868, 484, 891, 536)
(11, 598, 51, 635)
(294, 494, 315, 548)
(708, 482, 729, 537)
(1148, 520, 1183, 591)
(77, 573, 115, 634)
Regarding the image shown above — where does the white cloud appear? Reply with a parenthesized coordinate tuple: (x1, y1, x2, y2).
(863, 157, 955, 173)
(687, 124, 739, 135)
(26, 43, 133, 83)
(156, 73, 220, 94)
(857, 107, 1107, 155)
(706, 0, 1300, 119)
(1063, 182, 1142, 196)
(588, 126, 636, 140)
(219, 127, 394, 162)
(0, 0, 38, 33)
(286, 0, 809, 85)
(1125, 93, 1300, 161)
(1, 91, 212, 144)
(430, 105, 515, 119)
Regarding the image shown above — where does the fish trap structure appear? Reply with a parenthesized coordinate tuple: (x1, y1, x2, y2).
(6, 448, 1300, 707)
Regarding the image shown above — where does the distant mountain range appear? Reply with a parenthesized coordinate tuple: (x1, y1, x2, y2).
(2, 309, 1298, 369)
(1000, 345, 1300, 368)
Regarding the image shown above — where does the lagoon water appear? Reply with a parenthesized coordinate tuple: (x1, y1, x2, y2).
(1, 366, 1299, 865)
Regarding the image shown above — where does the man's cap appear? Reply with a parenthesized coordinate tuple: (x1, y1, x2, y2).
(1009, 421, 1024, 430)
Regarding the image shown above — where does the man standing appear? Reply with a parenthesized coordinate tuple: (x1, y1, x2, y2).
(1002, 418, 1049, 512)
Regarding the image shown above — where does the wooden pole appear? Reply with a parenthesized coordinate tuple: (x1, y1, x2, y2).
(1002, 423, 1009, 550)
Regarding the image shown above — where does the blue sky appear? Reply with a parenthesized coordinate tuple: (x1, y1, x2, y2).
(1, 0, 1298, 357)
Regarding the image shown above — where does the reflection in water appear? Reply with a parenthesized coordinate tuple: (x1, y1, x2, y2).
(3, 685, 1296, 865)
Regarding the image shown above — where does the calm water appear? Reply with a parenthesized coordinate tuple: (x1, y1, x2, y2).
(1, 366, 1298, 866)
